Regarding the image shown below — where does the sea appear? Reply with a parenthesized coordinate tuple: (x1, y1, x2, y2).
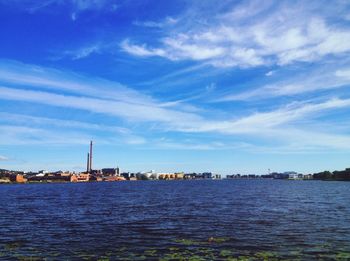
(0, 179, 350, 260)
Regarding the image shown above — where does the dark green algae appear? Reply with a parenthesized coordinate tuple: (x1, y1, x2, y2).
(1, 238, 350, 260)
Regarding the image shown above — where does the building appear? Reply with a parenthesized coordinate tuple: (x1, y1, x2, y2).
(104, 176, 126, 181)
(184, 173, 196, 179)
(16, 174, 27, 183)
(212, 174, 221, 179)
(120, 172, 137, 180)
(272, 172, 289, 179)
(175, 173, 184, 179)
(0, 177, 11, 183)
(102, 168, 119, 176)
(8, 174, 27, 183)
(70, 173, 90, 182)
(288, 173, 299, 180)
(202, 172, 212, 179)
(158, 173, 175, 180)
(303, 174, 313, 180)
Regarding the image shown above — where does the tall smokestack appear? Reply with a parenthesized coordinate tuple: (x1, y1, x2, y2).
(87, 153, 90, 173)
(89, 140, 93, 173)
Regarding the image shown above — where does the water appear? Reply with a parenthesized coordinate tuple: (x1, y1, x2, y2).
(0, 180, 350, 260)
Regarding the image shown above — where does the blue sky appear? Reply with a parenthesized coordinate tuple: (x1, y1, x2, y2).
(1, 0, 350, 174)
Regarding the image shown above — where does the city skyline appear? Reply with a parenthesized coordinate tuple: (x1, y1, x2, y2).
(1, 0, 350, 174)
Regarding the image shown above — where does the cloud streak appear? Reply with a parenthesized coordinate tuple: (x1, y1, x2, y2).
(0, 0, 119, 19)
(0, 59, 156, 105)
(0, 85, 203, 124)
(0, 112, 146, 146)
(3, 83, 350, 135)
(217, 64, 350, 101)
(121, 0, 350, 68)
(0, 155, 9, 161)
(1, 59, 350, 151)
(133, 17, 178, 28)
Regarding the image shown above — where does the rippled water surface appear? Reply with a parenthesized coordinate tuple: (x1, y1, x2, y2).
(1, 180, 350, 260)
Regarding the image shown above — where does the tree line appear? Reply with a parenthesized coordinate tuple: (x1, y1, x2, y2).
(312, 168, 350, 181)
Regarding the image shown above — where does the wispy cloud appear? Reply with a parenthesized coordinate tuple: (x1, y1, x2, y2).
(0, 112, 147, 146)
(0, 60, 205, 135)
(137, 63, 208, 87)
(52, 41, 122, 60)
(2, 83, 350, 150)
(0, 112, 128, 133)
(120, 39, 167, 57)
(180, 98, 350, 135)
(0, 86, 202, 126)
(217, 64, 350, 101)
(62, 44, 102, 60)
(1, 59, 350, 151)
(0, 59, 154, 105)
(265, 70, 275, 77)
(4, 77, 349, 136)
(336, 68, 350, 79)
(153, 139, 259, 151)
(0, 0, 119, 20)
(70, 0, 119, 20)
(0, 122, 146, 146)
(0, 125, 91, 145)
(71, 0, 118, 12)
(133, 17, 178, 28)
(121, 0, 350, 68)
(0, 155, 9, 161)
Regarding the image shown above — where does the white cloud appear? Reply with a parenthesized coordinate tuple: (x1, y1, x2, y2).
(0, 112, 128, 133)
(231, 98, 350, 130)
(63, 44, 102, 59)
(72, 0, 107, 11)
(0, 125, 94, 145)
(69, 0, 119, 20)
(2, 86, 350, 151)
(0, 112, 147, 145)
(2, 81, 350, 138)
(138, 63, 208, 87)
(0, 86, 202, 127)
(335, 68, 350, 80)
(0, 155, 9, 161)
(133, 17, 178, 28)
(179, 98, 350, 136)
(120, 39, 166, 57)
(0, 0, 118, 19)
(123, 136, 146, 145)
(2, 60, 350, 151)
(0, 121, 146, 147)
(121, 1, 350, 68)
(265, 70, 275, 76)
(162, 37, 225, 60)
(218, 64, 350, 101)
(0, 59, 155, 105)
(155, 141, 229, 151)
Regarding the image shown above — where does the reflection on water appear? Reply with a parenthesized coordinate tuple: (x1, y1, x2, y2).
(1, 180, 350, 260)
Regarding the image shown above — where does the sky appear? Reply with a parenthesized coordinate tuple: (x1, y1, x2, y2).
(0, 0, 350, 174)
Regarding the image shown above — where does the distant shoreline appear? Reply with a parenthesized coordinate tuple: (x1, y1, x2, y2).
(2, 167, 350, 184)
(1, 178, 349, 185)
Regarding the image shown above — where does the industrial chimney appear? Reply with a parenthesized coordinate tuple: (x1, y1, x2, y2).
(89, 141, 93, 173)
(86, 153, 90, 173)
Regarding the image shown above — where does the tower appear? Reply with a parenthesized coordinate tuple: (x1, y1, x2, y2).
(89, 140, 93, 173)
(87, 153, 90, 173)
